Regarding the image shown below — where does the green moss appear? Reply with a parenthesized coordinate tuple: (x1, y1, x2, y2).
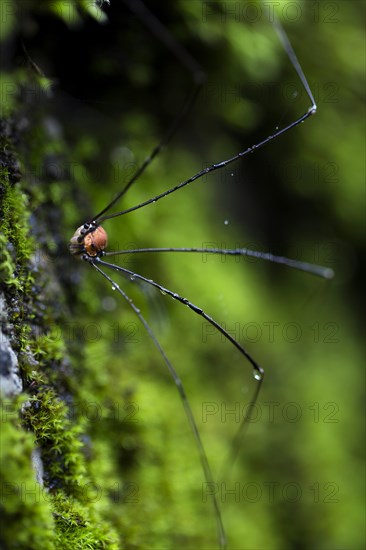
(0, 398, 55, 550)
(0, 232, 21, 290)
(0, 167, 33, 288)
(20, 389, 120, 549)
(0, 180, 30, 258)
(0, 397, 120, 550)
(52, 492, 119, 550)
(23, 387, 89, 489)
(0, 47, 124, 550)
(31, 329, 66, 363)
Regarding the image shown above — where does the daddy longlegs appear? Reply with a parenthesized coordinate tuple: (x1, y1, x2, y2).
(68, 2, 334, 548)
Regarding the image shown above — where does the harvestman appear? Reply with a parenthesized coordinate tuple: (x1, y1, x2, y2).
(69, 2, 334, 548)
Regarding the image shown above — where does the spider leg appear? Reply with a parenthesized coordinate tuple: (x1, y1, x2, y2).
(89, 257, 228, 550)
(95, 257, 264, 381)
(92, 0, 205, 223)
(95, 254, 268, 489)
(96, 11, 317, 223)
(102, 247, 334, 279)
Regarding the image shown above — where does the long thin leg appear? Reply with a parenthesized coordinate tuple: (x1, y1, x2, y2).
(96, 107, 315, 223)
(95, 255, 265, 478)
(90, 258, 228, 550)
(95, 14, 316, 224)
(103, 247, 334, 279)
(92, 0, 205, 222)
(94, 256, 264, 381)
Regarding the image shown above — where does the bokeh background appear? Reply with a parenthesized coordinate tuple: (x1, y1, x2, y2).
(1, 0, 364, 548)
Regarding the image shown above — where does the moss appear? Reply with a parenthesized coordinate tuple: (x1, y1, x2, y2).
(0, 398, 55, 550)
(0, 396, 120, 550)
(0, 179, 31, 261)
(0, 177, 33, 289)
(52, 492, 119, 550)
(0, 25, 127, 549)
(22, 389, 84, 487)
(0, 232, 22, 290)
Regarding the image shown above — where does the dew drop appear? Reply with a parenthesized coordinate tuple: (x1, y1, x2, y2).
(253, 370, 263, 381)
(102, 296, 116, 311)
(324, 268, 335, 280)
(112, 146, 134, 164)
(111, 285, 116, 291)
(224, 219, 229, 225)
(130, 276, 135, 282)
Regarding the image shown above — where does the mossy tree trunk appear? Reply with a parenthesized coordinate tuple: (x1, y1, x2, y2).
(1, 3, 128, 548)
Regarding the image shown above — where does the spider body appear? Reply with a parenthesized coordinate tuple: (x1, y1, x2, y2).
(69, 223, 108, 257)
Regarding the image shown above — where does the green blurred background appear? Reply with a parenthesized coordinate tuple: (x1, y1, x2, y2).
(2, 0, 364, 548)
